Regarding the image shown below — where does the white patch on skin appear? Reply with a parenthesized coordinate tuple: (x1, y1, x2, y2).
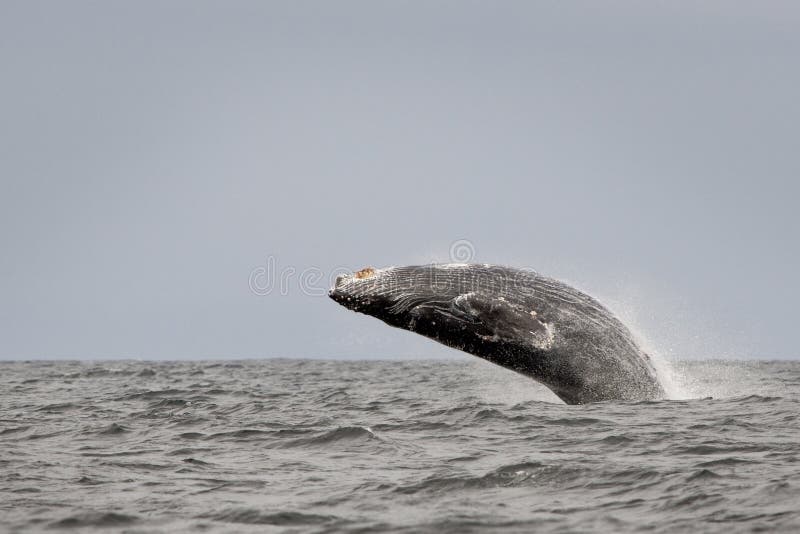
(534, 322, 556, 350)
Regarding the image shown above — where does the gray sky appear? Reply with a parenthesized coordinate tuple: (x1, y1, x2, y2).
(1, 1, 798, 360)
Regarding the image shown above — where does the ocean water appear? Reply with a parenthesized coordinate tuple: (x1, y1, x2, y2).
(1, 359, 799, 533)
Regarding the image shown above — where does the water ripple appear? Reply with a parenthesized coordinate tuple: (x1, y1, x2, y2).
(0, 359, 798, 532)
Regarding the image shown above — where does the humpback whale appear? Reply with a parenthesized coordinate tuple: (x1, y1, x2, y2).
(329, 264, 664, 404)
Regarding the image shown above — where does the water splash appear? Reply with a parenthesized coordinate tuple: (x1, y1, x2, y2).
(597, 288, 782, 400)
(596, 289, 697, 400)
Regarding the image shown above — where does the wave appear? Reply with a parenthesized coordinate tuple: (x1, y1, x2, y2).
(96, 422, 129, 435)
(48, 512, 139, 529)
(200, 508, 340, 526)
(278, 426, 379, 448)
(394, 462, 586, 495)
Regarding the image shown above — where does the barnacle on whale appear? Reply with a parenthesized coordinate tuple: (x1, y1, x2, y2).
(355, 267, 376, 279)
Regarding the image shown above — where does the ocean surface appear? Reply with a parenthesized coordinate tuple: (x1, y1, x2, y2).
(1, 359, 799, 533)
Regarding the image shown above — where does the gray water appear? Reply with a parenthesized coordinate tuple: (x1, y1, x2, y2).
(1, 359, 799, 533)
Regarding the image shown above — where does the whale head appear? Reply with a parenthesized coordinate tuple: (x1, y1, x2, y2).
(328, 265, 450, 330)
(328, 264, 548, 351)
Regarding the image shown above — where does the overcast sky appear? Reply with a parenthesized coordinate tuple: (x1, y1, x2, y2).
(1, 2, 798, 360)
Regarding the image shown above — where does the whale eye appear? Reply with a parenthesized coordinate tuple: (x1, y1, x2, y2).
(355, 267, 376, 279)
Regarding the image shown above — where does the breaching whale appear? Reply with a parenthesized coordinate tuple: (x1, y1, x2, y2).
(329, 264, 664, 405)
